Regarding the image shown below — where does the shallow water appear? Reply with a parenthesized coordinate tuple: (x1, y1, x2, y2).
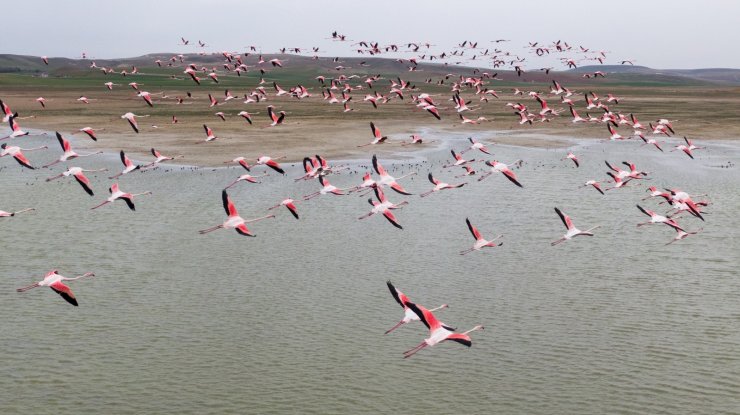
(1, 133, 739, 414)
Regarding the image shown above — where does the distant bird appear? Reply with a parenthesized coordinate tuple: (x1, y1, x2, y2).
(460, 137, 491, 155)
(201, 124, 218, 142)
(385, 281, 449, 334)
(672, 136, 704, 159)
(402, 301, 484, 358)
(46, 166, 107, 196)
(460, 218, 503, 255)
(563, 152, 579, 167)
(121, 112, 144, 133)
(635, 205, 684, 231)
(551, 208, 599, 246)
(266, 105, 286, 127)
(372, 155, 416, 195)
(224, 172, 269, 189)
(666, 228, 702, 245)
(580, 180, 605, 195)
(0, 207, 35, 217)
(91, 183, 152, 211)
(199, 190, 275, 236)
(143, 148, 183, 168)
(1, 113, 30, 140)
(256, 155, 286, 174)
(359, 122, 388, 147)
(478, 160, 523, 187)
(16, 270, 95, 306)
(358, 189, 405, 229)
(304, 175, 348, 200)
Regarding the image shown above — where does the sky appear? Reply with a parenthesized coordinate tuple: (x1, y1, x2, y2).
(7, 0, 740, 69)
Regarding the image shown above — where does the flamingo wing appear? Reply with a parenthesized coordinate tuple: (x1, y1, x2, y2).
(73, 172, 94, 196)
(466, 218, 482, 241)
(56, 132, 71, 152)
(49, 280, 78, 306)
(555, 207, 574, 230)
(372, 155, 386, 176)
(406, 301, 442, 331)
(285, 202, 299, 219)
(13, 151, 35, 169)
(446, 333, 472, 347)
(501, 169, 523, 188)
(266, 160, 284, 174)
(382, 209, 403, 229)
(222, 190, 239, 217)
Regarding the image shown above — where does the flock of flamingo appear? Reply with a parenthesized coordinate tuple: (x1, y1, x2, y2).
(3, 32, 710, 357)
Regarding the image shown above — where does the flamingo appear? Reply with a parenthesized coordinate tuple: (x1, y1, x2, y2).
(385, 281, 449, 334)
(605, 172, 634, 190)
(455, 165, 476, 178)
(580, 180, 605, 195)
(563, 152, 580, 167)
(36, 97, 47, 108)
(198, 190, 274, 237)
(635, 205, 684, 231)
(91, 183, 152, 211)
(372, 155, 416, 195)
(442, 149, 475, 168)
(358, 191, 404, 229)
(43, 132, 102, 168)
(16, 270, 95, 306)
(121, 112, 144, 133)
(460, 218, 503, 255)
(1, 113, 30, 140)
(46, 166, 107, 196)
(0, 207, 35, 217)
(143, 148, 183, 168)
(551, 208, 599, 246)
(237, 111, 256, 125)
(420, 173, 466, 197)
(478, 160, 523, 187)
(109, 150, 141, 179)
(303, 175, 348, 200)
(224, 172, 269, 189)
(666, 228, 702, 245)
(1, 143, 47, 169)
(266, 105, 286, 127)
(201, 124, 218, 142)
(358, 122, 388, 147)
(640, 135, 664, 152)
(672, 136, 704, 159)
(225, 156, 251, 171)
(137, 91, 154, 107)
(256, 155, 285, 174)
(402, 301, 484, 358)
(460, 137, 491, 155)
(607, 123, 623, 140)
(267, 198, 299, 219)
(75, 127, 103, 141)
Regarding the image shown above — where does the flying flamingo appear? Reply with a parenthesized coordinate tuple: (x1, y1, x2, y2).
(635, 205, 684, 231)
(121, 112, 146, 133)
(46, 166, 107, 196)
(402, 301, 484, 358)
(91, 183, 152, 211)
(266, 105, 286, 127)
(198, 190, 275, 237)
(358, 191, 404, 229)
(303, 176, 348, 200)
(551, 207, 600, 246)
(256, 155, 286, 174)
(109, 150, 141, 179)
(420, 173, 466, 197)
(74, 127, 104, 141)
(372, 155, 416, 195)
(385, 281, 449, 334)
(267, 198, 299, 219)
(142, 148, 183, 169)
(460, 218, 503, 254)
(478, 160, 523, 187)
(200, 124, 218, 143)
(460, 137, 491, 155)
(137, 91, 154, 107)
(443, 149, 475, 168)
(0, 207, 35, 217)
(563, 152, 580, 167)
(672, 136, 704, 159)
(16, 270, 95, 306)
(666, 228, 702, 245)
(43, 132, 102, 168)
(1, 143, 47, 169)
(1, 113, 30, 140)
(224, 172, 269, 189)
(224, 156, 251, 171)
(580, 180, 605, 195)
(358, 122, 388, 147)
(455, 165, 476, 178)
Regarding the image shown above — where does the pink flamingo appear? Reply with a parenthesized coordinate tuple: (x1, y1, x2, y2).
(91, 183, 152, 211)
(267, 198, 299, 219)
(551, 208, 600, 246)
(47, 166, 107, 196)
(43, 132, 102, 168)
(402, 301, 484, 358)
(109, 150, 141, 179)
(358, 122, 388, 147)
(372, 155, 416, 195)
(16, 270, 95, 306)
(385, 281, 449, 334)
(460, 218, 503, 255)
(199, 190, 274, 237)
(1, 143, 47, 169)
(420, 173, 466, 197)
(478, 160, 524, 188)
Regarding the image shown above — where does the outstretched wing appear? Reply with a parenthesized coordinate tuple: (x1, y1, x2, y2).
(555, 207, 573, 230)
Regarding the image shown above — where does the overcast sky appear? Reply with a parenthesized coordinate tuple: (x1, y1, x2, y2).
(7, 0, 740, 69)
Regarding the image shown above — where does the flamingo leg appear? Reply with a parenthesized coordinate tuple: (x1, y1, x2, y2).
(384, 320, 405, 335)
(403, 343, 428, 358)
(198, 225, 224, 234)
(16, 283, 40, 292)
(91, 200, 110, 210)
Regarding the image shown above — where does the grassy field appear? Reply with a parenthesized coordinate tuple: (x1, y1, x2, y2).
(1, 54, 739, 166)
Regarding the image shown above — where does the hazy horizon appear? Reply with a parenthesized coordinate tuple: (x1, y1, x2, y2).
(7, 0, 740, 70)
